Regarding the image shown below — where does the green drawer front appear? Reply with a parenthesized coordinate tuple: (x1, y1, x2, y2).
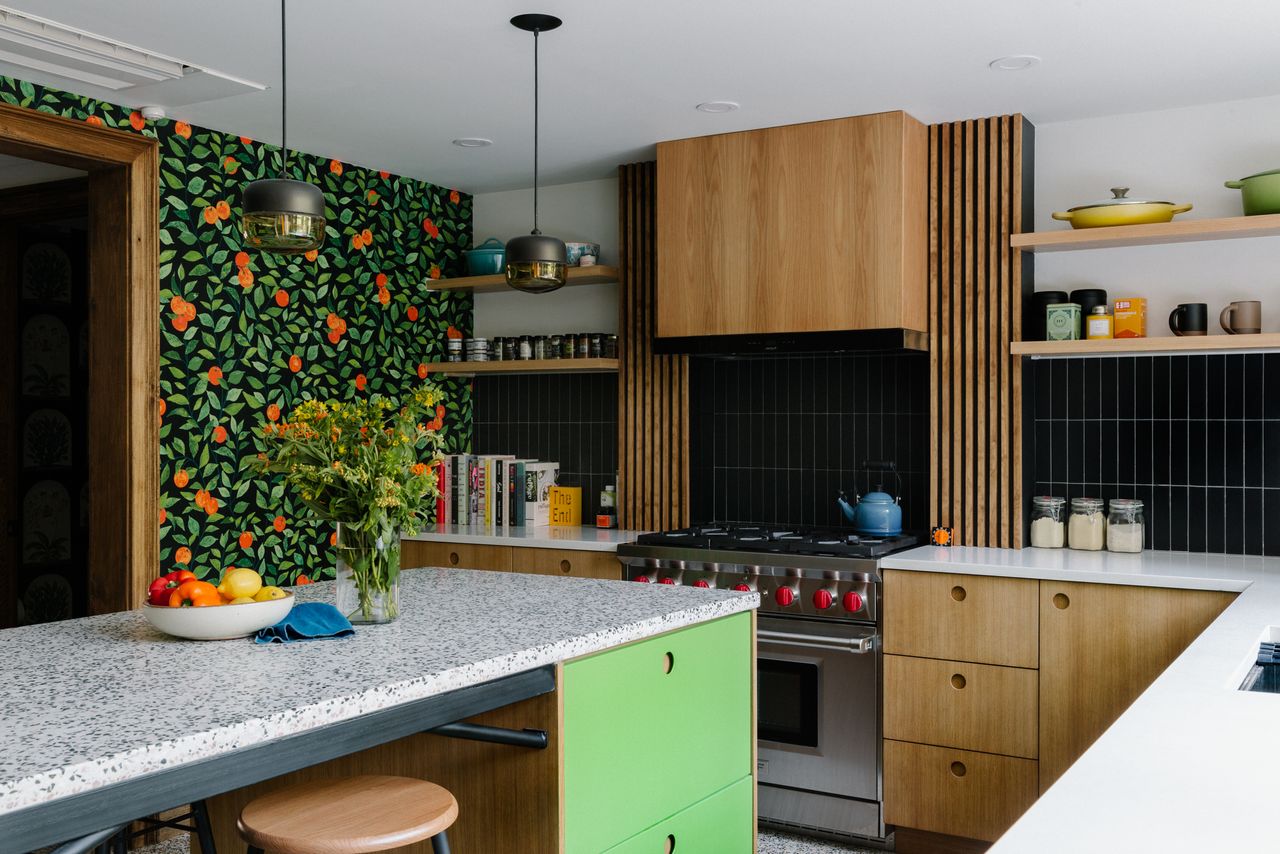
(564, 612, 753, 853)
(602, 775, 754, 854)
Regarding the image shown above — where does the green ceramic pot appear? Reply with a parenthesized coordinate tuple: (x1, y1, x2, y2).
(1225, 169, 1280, 216)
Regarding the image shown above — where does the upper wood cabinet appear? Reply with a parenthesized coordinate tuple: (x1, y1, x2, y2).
(655, 110, 928, 339)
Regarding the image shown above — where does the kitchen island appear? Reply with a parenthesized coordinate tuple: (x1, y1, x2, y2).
(0, 567, 757, 852)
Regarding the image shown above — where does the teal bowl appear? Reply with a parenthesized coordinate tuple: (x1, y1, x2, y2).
(465, 238, 505, 275)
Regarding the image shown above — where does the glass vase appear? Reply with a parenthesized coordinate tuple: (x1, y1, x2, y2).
(334, 520, 401, 624)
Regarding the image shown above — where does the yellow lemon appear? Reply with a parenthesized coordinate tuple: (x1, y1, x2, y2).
(217, 567, 263, 600)
(228, 596, 256, 605)
(253, 586, 287, 602)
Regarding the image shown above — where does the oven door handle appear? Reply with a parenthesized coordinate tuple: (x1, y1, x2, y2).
(757, 629, 877, 654)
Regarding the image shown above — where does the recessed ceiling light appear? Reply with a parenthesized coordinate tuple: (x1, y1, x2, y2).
(989, 55, 1041, 71)
(452, 137, 493, 148)
(696, 101, 739, 113)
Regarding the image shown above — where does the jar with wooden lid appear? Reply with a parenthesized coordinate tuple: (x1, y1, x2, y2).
(1068, 497, 1106, 551)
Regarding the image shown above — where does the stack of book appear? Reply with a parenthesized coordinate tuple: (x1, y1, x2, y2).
(433, 456, 560, 528)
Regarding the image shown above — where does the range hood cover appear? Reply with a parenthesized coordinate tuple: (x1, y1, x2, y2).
(652, 328, 928, 357)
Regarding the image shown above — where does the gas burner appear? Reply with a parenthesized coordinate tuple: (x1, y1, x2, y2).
(635, 525, 918, 559)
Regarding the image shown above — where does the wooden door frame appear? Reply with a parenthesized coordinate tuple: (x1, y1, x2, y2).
(0, 102, 159, 613)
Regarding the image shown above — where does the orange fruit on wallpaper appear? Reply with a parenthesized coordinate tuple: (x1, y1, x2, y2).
(172, 316, 189, 332)
(429, 265, 441, 280)
(238, 267, 254, 288)
(296, 575, 312, 585)
(129, 111, 145, 131)
(422, 218, 439, 238)
(204, 497, 219, 516)
(175, 546, 192, 564)
(329, 531, 338, 546)
(407, 306, 418, 322)
(194, 489, 211, 509)
(174, 469, 189, 488)
(223, 156, 238, 174)
(159, 398, 167, 417)
(378, 170, 390, 179)
(375, 272, 388, 288)
(207, 366, 222, 385)
(367, 190, 378, 204)
(361, 228, 373, 245)
(240, 135, 253, 145)
(238, 531, 253, 549)
(325, 312, 340, 330)
(327, 330, 341, 345)
(215, 200, 232, 220)
(85, 115, 103, 127)
(355, 373, 367, 391)
(288, 354, 302, 372)
(203, 207, 218, 225)
(329, 159, 343, 175)
(273, 515, 287, 533)
(446, 325, 463, 340)
(235, 251, 250, 268)
(449, 189, 460, 203)
(416, 362, 428, 379)
(213, 425, 228, 444)
(377, 287, 390, 306)
(175, 121, 192, 139)
(304, 248, 318, 262)
(160, 508, 168, 525)
(352, 233, 364, 250)
(274, 289, 289, 307)
(336, 318, 347, 334)
(267, 403, 281, 422)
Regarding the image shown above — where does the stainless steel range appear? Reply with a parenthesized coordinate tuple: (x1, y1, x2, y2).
(618, 525, 918, 845)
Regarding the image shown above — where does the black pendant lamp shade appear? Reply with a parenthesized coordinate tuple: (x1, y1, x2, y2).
(241, 0, 326, 255)
(505, 13, 567, 293)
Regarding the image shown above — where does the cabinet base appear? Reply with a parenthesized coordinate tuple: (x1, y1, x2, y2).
(758, 784, 884, 844)
(894, 827, 991, 854)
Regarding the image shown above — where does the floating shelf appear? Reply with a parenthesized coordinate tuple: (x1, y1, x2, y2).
(1010, 213, 1280, 253)
(423, 358, 619, 376)
(1011, 334, 1280, 358)
(426, 266, 619, 294)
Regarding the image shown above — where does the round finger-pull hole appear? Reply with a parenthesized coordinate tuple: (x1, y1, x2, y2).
(951, 673, 967, 690)
(662, 652, 674, 674)
(449, 551, 460, 566)
(1053, 592, 1070, 610)
(950, 761, 967, 778)
(560, 559, 572, 573)
(951, 585, 967, 602)
(665, 834, 676, 854)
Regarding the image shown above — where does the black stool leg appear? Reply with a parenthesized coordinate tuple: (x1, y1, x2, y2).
(246, 846, 264, 854)
(191, 798, 218, 854)
(431, 830, 451, 854)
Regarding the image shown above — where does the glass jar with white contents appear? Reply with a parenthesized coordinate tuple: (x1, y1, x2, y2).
(1107, 499, 1145, 554)
(1030, 496, 1066, 548)
(1068, 497, 1106, 551)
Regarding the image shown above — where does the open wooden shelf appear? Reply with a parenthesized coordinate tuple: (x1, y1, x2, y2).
(423, 358, 619, 376)
(1011, 333, 1280, 358)
(1010, 213, 1280, 253)
(426, 265, 618, 294)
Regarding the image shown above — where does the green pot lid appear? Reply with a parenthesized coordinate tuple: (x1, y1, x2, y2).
(1238, 168, 1280, 181)
(1066, 187, 1174, 211)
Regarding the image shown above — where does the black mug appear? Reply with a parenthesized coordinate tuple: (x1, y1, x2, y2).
(1169, 303, 1208, 336)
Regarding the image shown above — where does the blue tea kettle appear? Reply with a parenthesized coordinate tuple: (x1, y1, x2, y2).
(837, 461, 903, 536)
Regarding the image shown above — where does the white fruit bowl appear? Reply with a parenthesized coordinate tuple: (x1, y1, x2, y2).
(142, 595, 295, 640)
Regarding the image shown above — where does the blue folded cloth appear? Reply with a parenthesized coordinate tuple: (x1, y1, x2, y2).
(254, 602, 354, 644)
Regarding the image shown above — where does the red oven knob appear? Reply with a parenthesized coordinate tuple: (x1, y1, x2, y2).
(633, 575, 651, 583)
(775, 587, 796, 606)
(692, 580, 711, 589)
(842, 591, 865, 612)
(732, 583, 752, 592)
(658, 577, 677, 585)
(813, 589, 834, 610)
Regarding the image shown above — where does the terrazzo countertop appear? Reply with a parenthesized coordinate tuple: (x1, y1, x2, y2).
(884, 546, 1280, 853)
(403, 524, 644, 552)
(0, 568, 756, 817)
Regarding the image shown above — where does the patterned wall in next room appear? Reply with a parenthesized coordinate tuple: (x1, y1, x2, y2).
(1028, 354, 1280, 555)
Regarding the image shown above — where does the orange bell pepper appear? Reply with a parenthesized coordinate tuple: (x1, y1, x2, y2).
(168, 579, 222, 607)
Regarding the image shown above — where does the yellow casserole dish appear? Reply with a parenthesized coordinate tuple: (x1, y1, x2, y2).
(1052, 187, 1192, 229)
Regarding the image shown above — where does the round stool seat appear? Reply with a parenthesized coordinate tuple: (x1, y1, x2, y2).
(237, 775, 458, 854)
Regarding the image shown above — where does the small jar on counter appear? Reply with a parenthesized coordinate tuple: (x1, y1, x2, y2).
(576, 332, 590, 358)
(1107, 499, 1145, 553)
(1030, 496, 1066, 548)
(1068, 497, 1106, 551)
(503, 337, 517, 361)
(533, 335, 548, 359)
(588, 333, 604, 358)
(1086, 305, 1114, 340)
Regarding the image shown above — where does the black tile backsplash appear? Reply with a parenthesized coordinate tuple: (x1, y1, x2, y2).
(690, 352, 930, 530)
(1028, 353, 1280, 556)
(472, 373, 617, 511)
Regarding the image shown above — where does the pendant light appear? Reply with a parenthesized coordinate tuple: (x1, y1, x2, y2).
(505, 14, 567, 294)
(240, 0, 326, 254)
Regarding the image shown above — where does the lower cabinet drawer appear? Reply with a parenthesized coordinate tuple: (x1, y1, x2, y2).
(885, 654, 1038, 759)
(563, 613, 753, 853)
(400, 540, 512, 572)
(602, 776, 754, 854)
(515, 547, 622, 580)
(884, 739, 1038, 842)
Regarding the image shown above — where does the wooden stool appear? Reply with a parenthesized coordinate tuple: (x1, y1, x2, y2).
(237, 775, 458, 854)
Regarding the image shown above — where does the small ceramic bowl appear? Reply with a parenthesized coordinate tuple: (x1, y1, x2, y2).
(564, 242, 600, 266)
(142, 594, 295, 640)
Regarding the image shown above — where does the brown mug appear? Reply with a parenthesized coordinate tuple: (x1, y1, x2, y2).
(1220, 300, 1262, 334)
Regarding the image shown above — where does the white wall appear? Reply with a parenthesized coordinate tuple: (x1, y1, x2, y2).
(1034, 94, 1280, 334)
(471, 177, 619, 337)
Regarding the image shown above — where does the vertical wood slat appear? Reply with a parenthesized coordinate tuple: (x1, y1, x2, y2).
(617, 162, 689, 530)
(928, 116, 1027, 548)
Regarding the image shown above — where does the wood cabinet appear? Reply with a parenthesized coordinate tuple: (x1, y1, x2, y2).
(401, 540, 513, 572)
(1037, 581, 1234, 791)
(655, 110, 927, 339)
(401, 540, 623, 581)
(519, 547, 624, 580)
(884, 571, 1039, 668)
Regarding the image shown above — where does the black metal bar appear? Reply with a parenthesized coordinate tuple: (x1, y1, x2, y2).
(191, 798, 218, 854)
(431, 830, 452, 854)
(46, 823, 126, 854)
(4, 666, 556, 852)
(427, 721, 549, 750)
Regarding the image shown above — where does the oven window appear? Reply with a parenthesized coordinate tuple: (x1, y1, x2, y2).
(757, 658, 819, 747)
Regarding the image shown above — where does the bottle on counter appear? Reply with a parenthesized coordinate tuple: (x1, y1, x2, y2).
(596, 484, 618, 528)
(1068, 497, 1106, 551)
(1030, 496, 1066, 548)
(1107, 499, 1145, 553)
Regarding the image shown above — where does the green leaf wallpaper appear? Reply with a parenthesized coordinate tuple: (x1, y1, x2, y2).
(0, 75, 474, 587)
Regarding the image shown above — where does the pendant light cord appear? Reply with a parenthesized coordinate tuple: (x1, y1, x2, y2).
(531, 27, 540, 235)
(280, 0, 288, 178)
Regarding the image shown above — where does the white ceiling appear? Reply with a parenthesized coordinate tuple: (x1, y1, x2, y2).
(7, 0, 1280, 193)
(0, 153, 82, 188)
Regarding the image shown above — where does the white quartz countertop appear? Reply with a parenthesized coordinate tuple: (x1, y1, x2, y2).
(884, 546, 1280, 853)
(404, 524, 643, 552)
(0, 567, 755, 816)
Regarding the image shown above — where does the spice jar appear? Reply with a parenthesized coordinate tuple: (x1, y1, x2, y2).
(490, 337, 505, 361)
(1068, 497, 1106, 551)
(604, 334, 619, 358)
(445, 337, 463, 363)
(1107, 499, 1145, 554)
(533, 335, 548, 359)
(1030, 496, 1066, 548)
(549, 334, 563, 359)
(503, 337, 517, 361)
(517, 335, 532, 360)
(576, 332, 590, 358)
(560, 334, 575, 359)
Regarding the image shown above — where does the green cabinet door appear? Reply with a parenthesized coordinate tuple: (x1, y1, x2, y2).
(603, 776, 754, 854)
(563, 612, 753, 853)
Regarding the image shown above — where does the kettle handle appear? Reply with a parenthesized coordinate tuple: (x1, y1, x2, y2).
(859, 460, 902, 498)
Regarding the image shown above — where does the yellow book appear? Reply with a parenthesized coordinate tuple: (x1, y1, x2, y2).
(549, 486, 582, 526)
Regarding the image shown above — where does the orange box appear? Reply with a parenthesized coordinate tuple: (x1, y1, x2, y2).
(549, 486, 582, 526)
(1113, 298, 1147, 338)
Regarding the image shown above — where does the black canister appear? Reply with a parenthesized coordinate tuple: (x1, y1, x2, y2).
(1070, 288, 1108, 319)
(1028, 291, 1068, 340)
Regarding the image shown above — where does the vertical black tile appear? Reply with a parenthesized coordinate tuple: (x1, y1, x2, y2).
(1150, 487, 1171, 551)
(1036, 421, 1053, 485)
(1151, 356, 1170, 420)
(1168, 356, 1188, 420)
(1168, 486, 1189, 552)
(1049, 360, 1068, 420)
(1206, 355, 1226, 419)
(1244, 488, 1264, 556)
(1134, 421, 1154, 486)
(1265, 421, 1280, 488)
(1115, 421, 1137, 485)
(1134, 357, 1152, 419)
(1085, 421, 1104, 485)
(1245, 355, 1264, 420)
(1067, 421, 1085, 485)
(1152, 420, 1171, 486)
(1187, 487, 1208, 553)
(1265, 494, 1280, 557)
(1188, 420, 1207, 486)
(1205, 487, 1226, 553)
(1169, 420, 1189, 487)
(1187, 356, 1207, 420)
(1084, 359, 1102, 420)
(1223, 488, 1245, 554)
(1099, 359, 1118, 420)
(1225, 355, 1246, 420)
(1116, 358, 1136, 420)
(1034, 360, 1052, 420)
(1244, 422, 1263, 488)
(1266, 355, 1280, 420)
(1066, 359, 1086, 419)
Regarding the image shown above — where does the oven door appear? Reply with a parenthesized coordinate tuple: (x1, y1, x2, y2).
(756, 616, 879, 802)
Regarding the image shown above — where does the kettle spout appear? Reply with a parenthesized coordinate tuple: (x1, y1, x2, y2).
(837, 490, 857, 525)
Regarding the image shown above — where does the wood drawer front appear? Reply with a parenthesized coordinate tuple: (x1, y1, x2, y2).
(885, 654, 1037, 759)
(515, 547, 622, 580)
(601, 776, 754, 854)
(401, 540, 512, 572)
(884, 570, 1039, 668)
(884, 739, 1037, 842)
(564, 613, 753, 853)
